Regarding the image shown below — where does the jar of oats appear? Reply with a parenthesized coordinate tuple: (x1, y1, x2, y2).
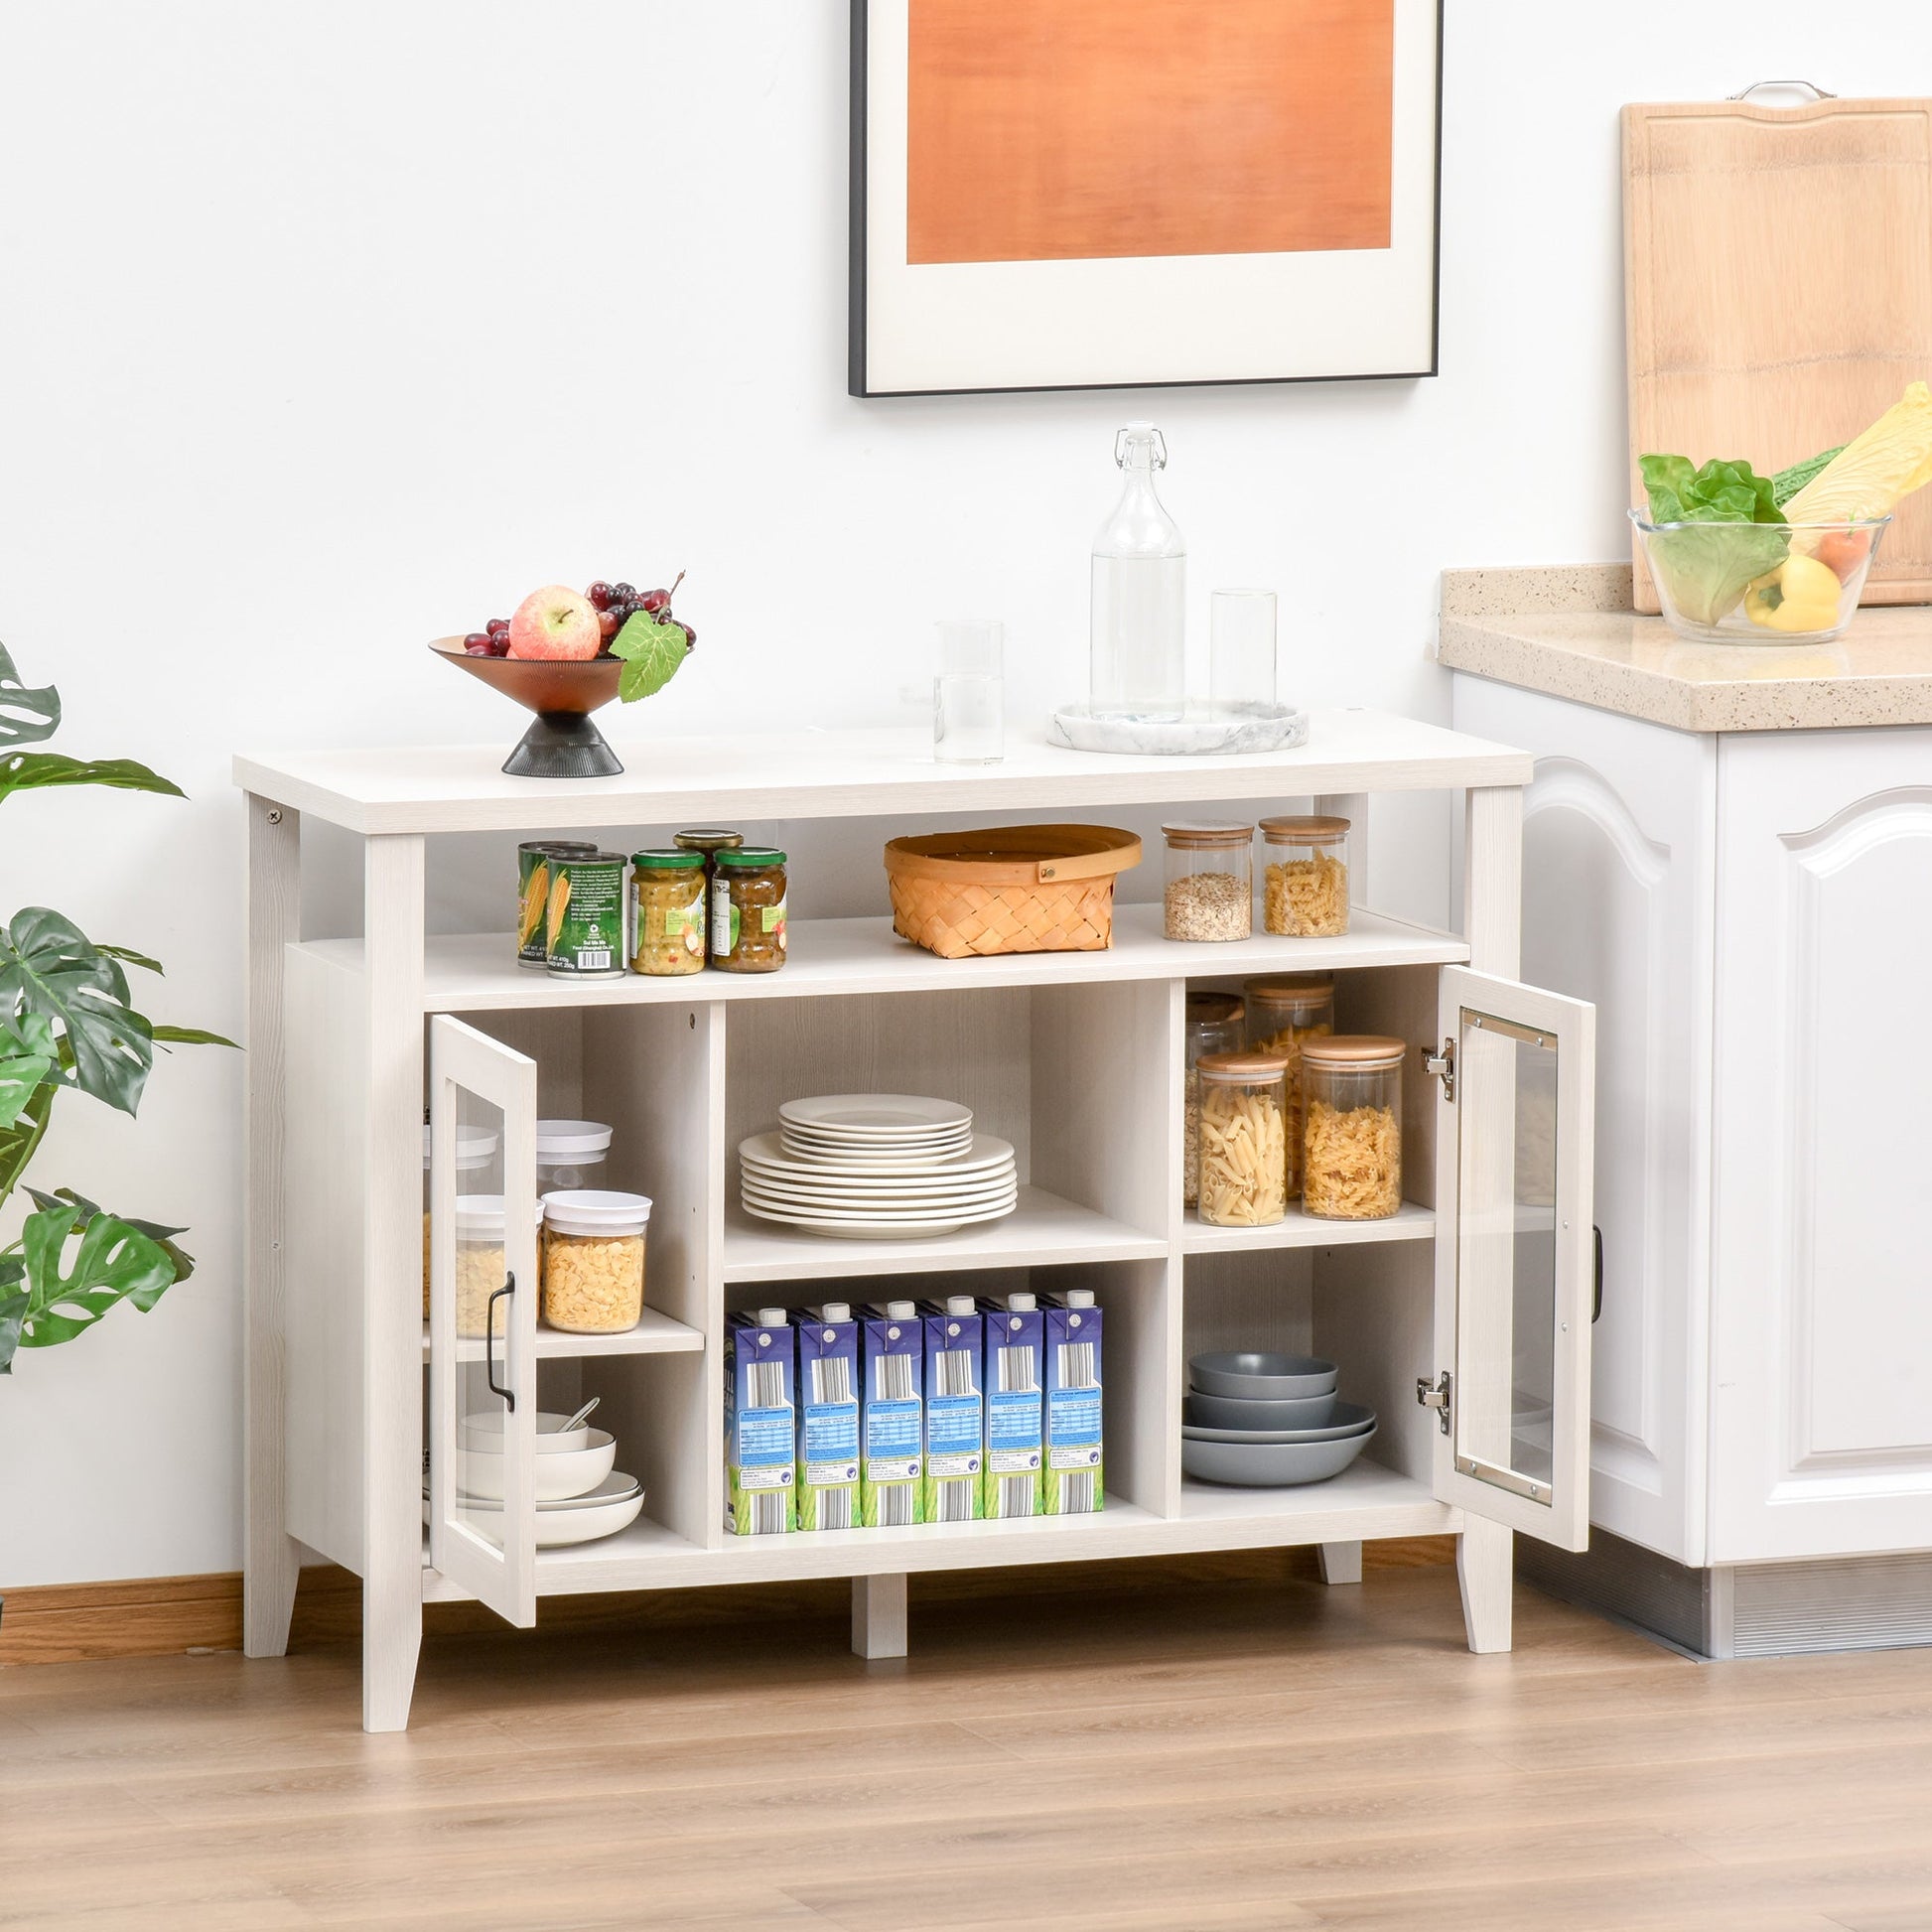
(1182, 992, 1245, 1208)
(1301, 1035, 1403, 1221)
(1244, 973, 1334, 1196)
(423, 1124, 499, 1319)
(541, 1189, 652, 1333)
(1162, 822, 1253, 942)
(1259, 814, 1350, 936)
(1193, 1050, 1291, 1227)
(454, 1194, 541, 1337)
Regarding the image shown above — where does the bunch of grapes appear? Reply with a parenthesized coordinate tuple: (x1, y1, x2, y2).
(587, 572, 693, 657)
(463, 617, 513, 657)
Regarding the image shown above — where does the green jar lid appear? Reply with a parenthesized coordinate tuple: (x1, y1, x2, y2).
(630, 848, 705, 870)
(716, 847, 786, 868)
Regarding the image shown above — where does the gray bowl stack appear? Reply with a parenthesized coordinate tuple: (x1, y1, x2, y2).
(1182, 1352, 1377, 1487)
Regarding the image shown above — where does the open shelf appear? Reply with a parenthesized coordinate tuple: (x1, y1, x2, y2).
(1177, 1458, 1453, 1540)
(721, 1184, 1166, 1283)
(421, 1307, 704, 1362)
(295, 904, 1469, 1014)
(1181, 1199, 1437, 1254)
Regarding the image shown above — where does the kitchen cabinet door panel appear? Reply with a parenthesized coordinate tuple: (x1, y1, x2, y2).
(1713, 730, 1932, 1563)
(1452, 681, 1714, 1565)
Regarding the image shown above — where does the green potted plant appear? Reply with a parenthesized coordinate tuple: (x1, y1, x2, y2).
(0, 644, 233, 1373)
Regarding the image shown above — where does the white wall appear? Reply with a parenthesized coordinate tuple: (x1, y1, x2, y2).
(1, 3, 1916, 1587)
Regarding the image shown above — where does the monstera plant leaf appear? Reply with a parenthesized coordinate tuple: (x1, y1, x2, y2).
(26, 1186, 195, 1286)
(0, 643, 60, 749)
(0, 906, 154, 1116)
(0, 753, 185, 805)
(0, 1196, 177, 1371)
(0, 1012, 56, 1129)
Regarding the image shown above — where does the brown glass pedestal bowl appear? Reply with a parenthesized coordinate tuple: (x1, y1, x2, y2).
(429, 638, 626, 778)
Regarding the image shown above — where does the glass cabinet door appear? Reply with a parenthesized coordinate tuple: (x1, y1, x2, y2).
(426, 1016, 538, 1624)
(1430, 967, 1596, 1550)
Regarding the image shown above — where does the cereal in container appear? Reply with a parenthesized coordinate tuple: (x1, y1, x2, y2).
(1193, 1050, 1291, 1227)
(541, 1189, 651, 1333)
(1259, 815, 1350, 937)
(1162, 821, 1253, 941)
(1244, 973, 1334, 1196)
(423, 1123, 498, 1318)
(1182, 992, 1245, 1208)
(1300, 1035, 1404, 1221)
(453, 1194, 542, 1337)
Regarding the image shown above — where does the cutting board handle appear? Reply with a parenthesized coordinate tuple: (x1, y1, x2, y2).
(1726, 78, 1836, 101)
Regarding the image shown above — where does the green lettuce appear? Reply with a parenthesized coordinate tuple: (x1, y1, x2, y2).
(1771, 443, 1846, 507)
(1638, 455, 1790, 625)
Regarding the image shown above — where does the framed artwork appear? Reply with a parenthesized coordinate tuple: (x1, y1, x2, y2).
(849, 0, 1443, 397)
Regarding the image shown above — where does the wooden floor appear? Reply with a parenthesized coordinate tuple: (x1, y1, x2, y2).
(2, 1550, 1930, 1932)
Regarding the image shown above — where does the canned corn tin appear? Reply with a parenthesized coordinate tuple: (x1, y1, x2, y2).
(517, 841, 597, 969)
(544, 852, 628, 981)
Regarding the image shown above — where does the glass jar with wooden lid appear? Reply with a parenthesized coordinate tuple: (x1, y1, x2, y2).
(1162, 821, 1253, 942)
(1192, 1048, 1291, 1227)
(1183, 992, 1246, 1207)
(1259, 814, 1350, 936)
(1300, 1035, 1404, 1221)
(1244, 973, 1334, 1194)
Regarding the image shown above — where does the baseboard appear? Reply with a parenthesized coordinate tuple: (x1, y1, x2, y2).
(1, 1536, 1457, 1668)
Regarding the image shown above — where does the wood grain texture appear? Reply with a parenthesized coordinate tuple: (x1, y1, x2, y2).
(1623, 96, 1932, 610)
(5, 1561, 1928, 1931)
(906, 0, 1393, 264)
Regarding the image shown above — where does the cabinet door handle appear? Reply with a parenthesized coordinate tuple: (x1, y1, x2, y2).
(486, 1276, 516, 1412)
(1592, 1227, 1603, 1324)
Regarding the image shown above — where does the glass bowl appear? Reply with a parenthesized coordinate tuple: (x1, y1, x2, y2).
(1628, 511, 1891, 644)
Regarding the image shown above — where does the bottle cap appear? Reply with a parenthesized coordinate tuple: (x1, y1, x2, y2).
(820, 1303, 851, 1322)
(885, 1300, 917, 1319)
(1064, 1290, 1095, 1309)
(758, 1307, 788, 1327)
(946, 1296, 976, 1316)
(1008, 1292, 1036, 1311)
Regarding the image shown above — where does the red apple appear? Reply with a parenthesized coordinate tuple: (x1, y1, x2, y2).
(506, 585, 601, 661)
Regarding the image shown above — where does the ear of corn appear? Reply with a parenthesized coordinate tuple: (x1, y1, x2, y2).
(545, 872, 572, 953)
(518, 862, 549, 948)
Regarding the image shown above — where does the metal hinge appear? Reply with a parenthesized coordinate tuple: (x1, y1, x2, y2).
(1422, 1039, 1455, 1101)
(1416, 1370, 1451, 1434)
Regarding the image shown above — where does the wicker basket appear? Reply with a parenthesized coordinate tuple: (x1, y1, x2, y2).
(884, 825, 1143, 959)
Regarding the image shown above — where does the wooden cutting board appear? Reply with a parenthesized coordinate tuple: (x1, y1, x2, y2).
(1623, 91, 1932, 610)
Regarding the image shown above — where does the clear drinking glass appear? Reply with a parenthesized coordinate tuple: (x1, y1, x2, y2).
(1209, 590, 1277, 712)
(934, 619, 1005, 764)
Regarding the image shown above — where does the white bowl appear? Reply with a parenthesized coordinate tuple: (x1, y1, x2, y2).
(459, 1410, 596, 1454)
(427, 1472, 645, 1547)
(458, 1429, 616, 1501)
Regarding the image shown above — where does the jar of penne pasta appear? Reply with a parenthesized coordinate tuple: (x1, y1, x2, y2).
(1192, 1050, 1291, 1227)
(1259, 815, 1349, 936)
(1182, 992, 1246, 1208)
(1300, 1035, 1404, 1221)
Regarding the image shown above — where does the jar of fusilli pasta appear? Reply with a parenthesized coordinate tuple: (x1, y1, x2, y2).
(1192, 1050, 1291, 1227)
(1244, 973, 1333, 1197)
(1300, 1035, 1403, 1220)
(1259, 814, 1349, 936)
(1182, 992, 1246, 1208)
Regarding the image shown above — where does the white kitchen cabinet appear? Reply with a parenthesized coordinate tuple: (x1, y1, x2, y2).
(237, 716, 1596, 1730)
(1448, 566, 1932, 1654)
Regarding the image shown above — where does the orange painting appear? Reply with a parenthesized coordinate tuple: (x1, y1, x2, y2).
(905, 0, 1395, 267)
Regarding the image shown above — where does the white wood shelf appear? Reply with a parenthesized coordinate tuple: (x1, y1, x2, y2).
(1181, 1199, 1438, 1255)
(1176, 1458, 1455, 1538)
(296, 904, 1470, 1015)
(721, 1184, 1166, 1284)
(235, 714, 1533, 837)
(420, 1308, 704, 1362)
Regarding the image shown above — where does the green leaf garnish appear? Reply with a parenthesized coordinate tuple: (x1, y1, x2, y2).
(610, 613, 691, 703)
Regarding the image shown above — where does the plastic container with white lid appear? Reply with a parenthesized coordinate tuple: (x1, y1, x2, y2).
(423, 1125, 499, 1315)
(452, 1192, 542, 1337)
(541, 1189, 652, 1333)
(535, 1119, 613, 1194)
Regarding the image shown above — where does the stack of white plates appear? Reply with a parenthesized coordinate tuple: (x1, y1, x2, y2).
(741, 1095, 1018, 1239)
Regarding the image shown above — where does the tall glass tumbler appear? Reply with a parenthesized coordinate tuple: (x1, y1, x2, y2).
(1209, 590, 1278, 713)
(934, 619, 1004, 764)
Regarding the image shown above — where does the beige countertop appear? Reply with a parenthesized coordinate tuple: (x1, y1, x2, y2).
(1437, 565, 1932, 732)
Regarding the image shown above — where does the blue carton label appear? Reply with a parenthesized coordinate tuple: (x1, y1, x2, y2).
(1043, 1302, 1104, 1514)
(921, 1307, 985, 1519)
(726, 1313, 796, 1535)
(795, 1311, 860, 1532)
(981, 1303, 1043, 1519)
(861, 1311, 924, 1527)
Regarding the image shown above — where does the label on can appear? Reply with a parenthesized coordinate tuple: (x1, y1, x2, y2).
(545, 855, 626, 978)
(518, 842, 595, 969)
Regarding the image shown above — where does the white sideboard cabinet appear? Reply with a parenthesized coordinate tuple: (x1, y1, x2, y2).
(1447, 566, 1932, 1657)
(236, 714, 1596, 1730)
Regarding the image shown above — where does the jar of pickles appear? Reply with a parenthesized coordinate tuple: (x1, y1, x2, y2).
(711, 847, 787, 972)
(629, 850, 707, 975)
(1193, 1050, 1290, 1227)
(1245, 973, 1333, 1196)
(1183, 992, 1245, 1208)
(1300, 1035, 1404, 1220)
(1162, 821, 1254, 942)
(1259, 814, 1350, 936)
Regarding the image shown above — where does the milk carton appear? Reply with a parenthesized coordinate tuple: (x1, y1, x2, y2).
(861, 1300, 924, 1527)
(981, 1292, 1044, 1520)
(921, 1296, 984, 1524)
(1042, 1289, 1104, 1514)
(725, 1307, 795, 1536)
(794, 1303, 861, 1532)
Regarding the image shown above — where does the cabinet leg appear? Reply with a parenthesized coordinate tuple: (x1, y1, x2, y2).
(1457, 1518, 1513, 1653)
(1317, 1541, 1363, 1586)
(362, 1578, 423, 1733)
(852, 1574, 907, 1660)
(244, 1543, 300, 1659)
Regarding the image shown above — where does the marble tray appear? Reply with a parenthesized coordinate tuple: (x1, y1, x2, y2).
(1048, 702, 1309, 757)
